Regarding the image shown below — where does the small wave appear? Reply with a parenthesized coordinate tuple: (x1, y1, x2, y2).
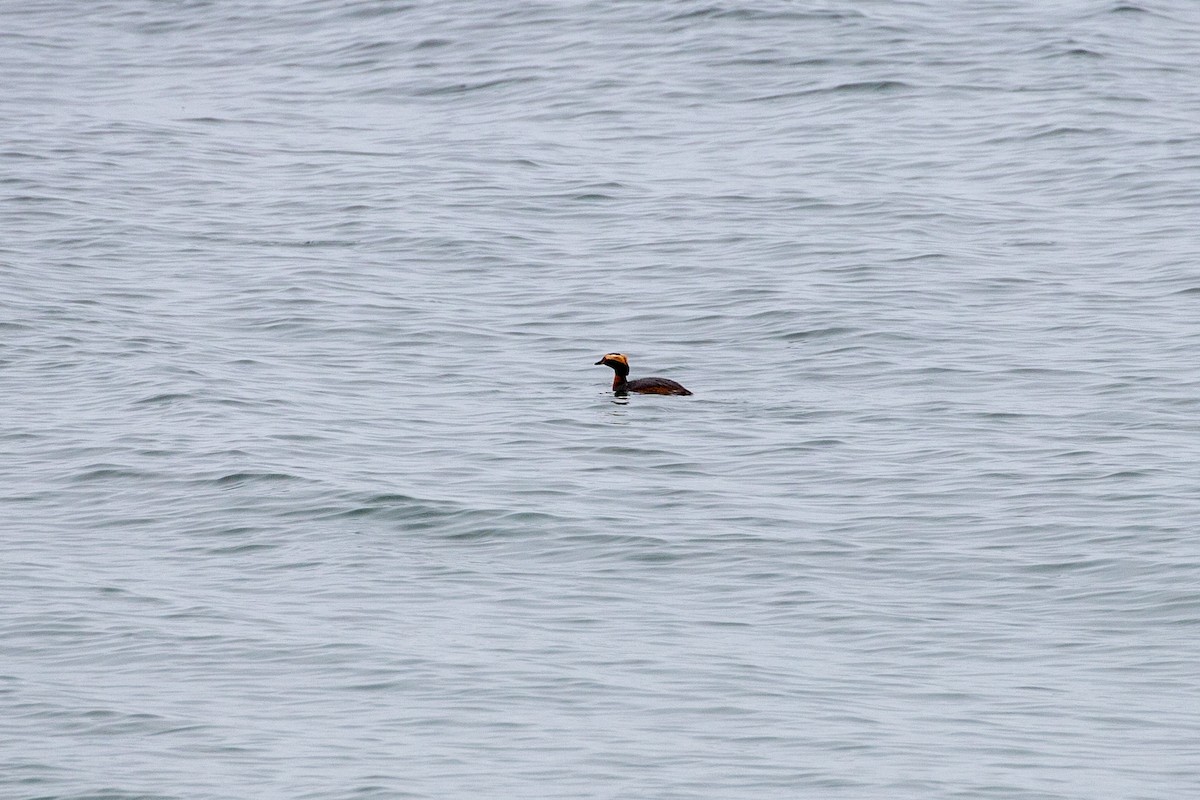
(208, 471, 304, 487)
(414, 76, 537, 97)
(1025, 125, 1110, 141)
(743, 80, 912, 103)
(665, 6, 862, 22)
(134, 392, 193, 405)
(343, 3, 415, 19)
(72, 466, 149, 482)
(194, 542, 279, 556)
(783, 326, 859, 342)
(893, 252, 949, 263)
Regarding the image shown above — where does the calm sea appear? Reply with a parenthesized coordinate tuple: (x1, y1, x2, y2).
(3, 1, 1200, 798)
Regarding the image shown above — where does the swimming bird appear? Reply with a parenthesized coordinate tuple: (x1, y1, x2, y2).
(594, 353, 692, 396)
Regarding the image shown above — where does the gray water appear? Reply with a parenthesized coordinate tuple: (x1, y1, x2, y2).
(4, 1, 1200, 798)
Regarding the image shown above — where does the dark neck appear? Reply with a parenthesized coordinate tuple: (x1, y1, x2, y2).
(612, 373, 628, 393)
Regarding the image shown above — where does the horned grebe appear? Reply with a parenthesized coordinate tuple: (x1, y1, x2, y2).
(594, 353, 692, 396)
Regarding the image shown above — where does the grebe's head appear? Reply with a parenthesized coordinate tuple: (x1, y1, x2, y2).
(594, 353, 629, 370)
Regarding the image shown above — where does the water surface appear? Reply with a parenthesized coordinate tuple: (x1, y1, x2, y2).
(3, 1, 1200, 798)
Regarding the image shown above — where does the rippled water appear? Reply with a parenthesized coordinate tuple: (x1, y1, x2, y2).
(4, 1, 1200, 798)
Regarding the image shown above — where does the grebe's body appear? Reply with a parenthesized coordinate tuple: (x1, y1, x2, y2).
(594, 353, 692, 396)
